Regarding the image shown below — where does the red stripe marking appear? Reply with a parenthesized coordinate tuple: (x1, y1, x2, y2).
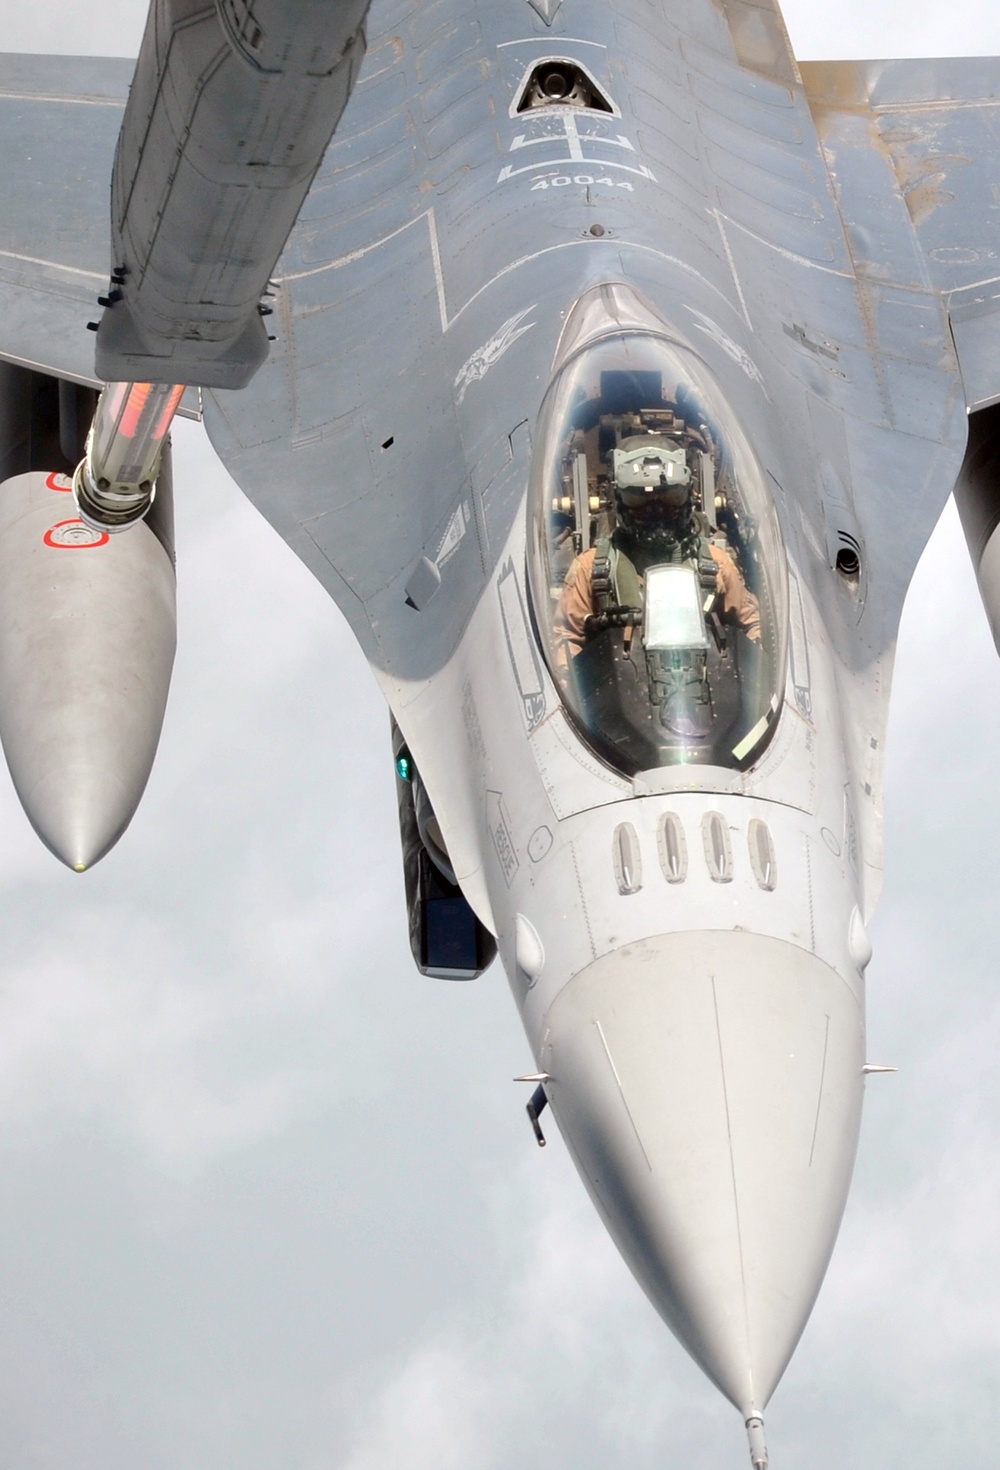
(44, 519, 110, 549)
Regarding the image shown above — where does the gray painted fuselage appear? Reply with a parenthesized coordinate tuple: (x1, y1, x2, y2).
(199, 0, 970, 1430)
(0, 0, 985, 1452)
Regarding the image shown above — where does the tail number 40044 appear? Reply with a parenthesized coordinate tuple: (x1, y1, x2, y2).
(531, 172, 634, 189)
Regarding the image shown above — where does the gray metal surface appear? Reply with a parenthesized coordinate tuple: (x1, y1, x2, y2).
(0, 56, 127, 386)
(0, 54, 191, 417)
(204, 0, 966, 694)
(96, 0, 372, 387)
(0, 467, 176, 870)
(3, 0, 1000, 1451)
(801, 58, 1000, 411)
(542, 929, 863, 1415)
(197, 0, 975, 911)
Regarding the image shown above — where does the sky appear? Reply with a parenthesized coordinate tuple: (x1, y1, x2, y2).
(0, 2, 999, 1468)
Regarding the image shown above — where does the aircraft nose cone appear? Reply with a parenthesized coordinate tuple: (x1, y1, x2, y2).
(543, 931, 864, 1413)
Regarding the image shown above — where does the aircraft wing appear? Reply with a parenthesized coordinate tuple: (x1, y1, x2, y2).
(0, 54, 129, 390)
(0, 53, 194, 417)
(801, 57, 1000, 412)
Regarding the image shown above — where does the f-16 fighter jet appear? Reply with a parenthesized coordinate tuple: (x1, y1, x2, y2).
(1, 0, 1000, 1463)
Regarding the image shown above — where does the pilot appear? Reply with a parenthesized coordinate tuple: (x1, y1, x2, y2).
(554, 445, 760, 660)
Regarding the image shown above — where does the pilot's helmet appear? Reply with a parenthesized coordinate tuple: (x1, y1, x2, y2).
(610, 435, 693, 537)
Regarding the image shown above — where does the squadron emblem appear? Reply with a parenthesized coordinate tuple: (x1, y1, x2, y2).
(454, 306, 536, 404)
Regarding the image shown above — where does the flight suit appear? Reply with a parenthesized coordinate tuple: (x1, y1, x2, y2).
(555, 541, 760, 659)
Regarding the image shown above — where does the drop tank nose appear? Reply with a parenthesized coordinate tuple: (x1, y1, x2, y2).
(542, 931, 863, 1412)
(0, 471, 176, 870)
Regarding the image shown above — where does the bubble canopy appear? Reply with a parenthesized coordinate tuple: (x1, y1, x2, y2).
(527, 326, 787, 776)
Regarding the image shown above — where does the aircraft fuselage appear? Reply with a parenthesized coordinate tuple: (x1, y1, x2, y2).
(200, 0, 970, 1442)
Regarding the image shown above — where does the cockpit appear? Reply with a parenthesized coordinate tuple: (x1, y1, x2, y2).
(527, 324, 787, 776)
